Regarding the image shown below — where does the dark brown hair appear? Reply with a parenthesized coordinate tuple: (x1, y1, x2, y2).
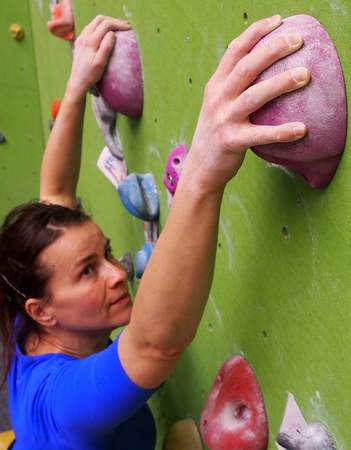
(0, 201, 90, 387)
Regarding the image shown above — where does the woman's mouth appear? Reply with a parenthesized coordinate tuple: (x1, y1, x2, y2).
(111, 292, 131, 306)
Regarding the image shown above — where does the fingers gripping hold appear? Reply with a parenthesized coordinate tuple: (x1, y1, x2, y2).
(247, 123, 307, 148)
(232, 66, 310, 119)
(214, 15, 282, 80)
(93, 31, 116, 68)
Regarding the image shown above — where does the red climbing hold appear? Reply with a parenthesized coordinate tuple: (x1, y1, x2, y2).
(200, 355, 268, 450)
(48, 0, 75, 41)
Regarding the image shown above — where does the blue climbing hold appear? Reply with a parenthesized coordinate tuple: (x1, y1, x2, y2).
(135, 242, 154, 278)
(117, 173, 159, 222)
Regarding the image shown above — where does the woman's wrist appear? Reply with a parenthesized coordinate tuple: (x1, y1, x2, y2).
(65, 77, 89, 104)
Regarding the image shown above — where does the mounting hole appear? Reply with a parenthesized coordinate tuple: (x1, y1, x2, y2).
(234, 404, 250, 420)
(282, 226, 289, 239)
(243, 12, 249, 24)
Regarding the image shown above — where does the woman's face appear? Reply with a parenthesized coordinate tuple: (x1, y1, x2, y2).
(38, 220, 133, 335)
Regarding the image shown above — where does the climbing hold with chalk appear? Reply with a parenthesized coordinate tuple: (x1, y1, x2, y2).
(118, 173, 160, 222)
(250, 15, 347, 188)
(276, 393, 336, 450)
(9, 24, 24, 41)
(118, 252, 134, 281)
(98, 30, 143, 118)
(200, 355, 268, 450)
(135, 242, 154, 279)
(277, 422, 336, 450)
(92, 95, 123, 160)
(163, 144, 188, 208)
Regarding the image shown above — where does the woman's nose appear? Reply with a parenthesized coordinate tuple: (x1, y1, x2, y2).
(104, 260, 128, 287)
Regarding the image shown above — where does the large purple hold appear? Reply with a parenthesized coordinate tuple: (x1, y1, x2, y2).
(250, 15, 347, 188)
(98, 30, 143, 119)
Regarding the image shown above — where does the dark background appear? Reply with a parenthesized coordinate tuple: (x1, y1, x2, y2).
(0, 343, 10, 431)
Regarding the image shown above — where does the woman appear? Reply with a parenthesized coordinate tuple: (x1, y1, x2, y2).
(0, 13, 309, 450)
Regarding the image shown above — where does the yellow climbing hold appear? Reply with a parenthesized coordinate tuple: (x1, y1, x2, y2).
(10, 24, 24, 41)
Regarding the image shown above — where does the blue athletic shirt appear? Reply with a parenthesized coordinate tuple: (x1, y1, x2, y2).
(7, 333, 157, 449)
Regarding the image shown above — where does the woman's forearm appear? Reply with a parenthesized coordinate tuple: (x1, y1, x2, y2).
(40, 16, 130, 208)
(40, 85, 86, 208)
(119, 15, 311, 389)
(131, 170, 224, 355)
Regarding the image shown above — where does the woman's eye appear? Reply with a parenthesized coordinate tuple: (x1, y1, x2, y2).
(81, 264, 94, 277)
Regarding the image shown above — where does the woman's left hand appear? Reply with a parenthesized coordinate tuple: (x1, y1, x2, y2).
(68, 15, 130, 96)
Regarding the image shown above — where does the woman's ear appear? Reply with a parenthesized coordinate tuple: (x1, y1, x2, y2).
(25, 298, 57, 327)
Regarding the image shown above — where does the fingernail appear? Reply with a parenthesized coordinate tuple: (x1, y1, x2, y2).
(293, 124, 306, 137)
(285, 33, 302, 47)
(292, 67, 309, 83)
(267, 15, 281, 26)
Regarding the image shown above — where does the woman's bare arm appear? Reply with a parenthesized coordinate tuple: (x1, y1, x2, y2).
(119, 15, 311, 388)
(40, 16, 130, 208)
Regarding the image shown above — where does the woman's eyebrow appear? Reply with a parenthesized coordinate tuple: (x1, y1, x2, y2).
(74, 238, 110, 269)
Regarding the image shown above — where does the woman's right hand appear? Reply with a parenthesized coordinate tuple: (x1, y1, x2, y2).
(184, 15, 311, 193)
(67, 15, 130, 96)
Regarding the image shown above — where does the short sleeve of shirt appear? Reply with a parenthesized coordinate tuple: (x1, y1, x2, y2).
(9, 332, 157, 449)
(51, 333, 156, 444)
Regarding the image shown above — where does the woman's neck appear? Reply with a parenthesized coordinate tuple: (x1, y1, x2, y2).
(25, 330, 111, 358)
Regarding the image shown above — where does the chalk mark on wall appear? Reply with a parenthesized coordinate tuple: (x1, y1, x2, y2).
(35, 0, 44, 15)
(219, 217, 235, 271)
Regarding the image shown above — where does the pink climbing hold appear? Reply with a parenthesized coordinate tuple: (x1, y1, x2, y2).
(200, 355, 268, 450)
(163, 144, 188, 196)
(98, 30, 143, 119)
(250, 15, 347, 189)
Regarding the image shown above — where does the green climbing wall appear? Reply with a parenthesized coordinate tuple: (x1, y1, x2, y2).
(2, 0, 351, 448)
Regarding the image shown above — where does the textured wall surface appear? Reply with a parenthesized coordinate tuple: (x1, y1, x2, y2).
(1, 1, 351, 448)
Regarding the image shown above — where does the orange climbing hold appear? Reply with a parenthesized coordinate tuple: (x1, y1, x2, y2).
(48, 0, 75, 41)
(51, 99, 61, 120)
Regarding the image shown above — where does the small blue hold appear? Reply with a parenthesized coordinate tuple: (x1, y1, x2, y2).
(135, 242, 154, 278)
(118, 173, 159, 222)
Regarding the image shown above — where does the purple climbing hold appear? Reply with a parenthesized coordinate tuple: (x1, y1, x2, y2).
(118, 252, 134, 281)
(163, 144, 188, 196)
(98, 30, 143, 119)
(250, 15, 347, 189)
